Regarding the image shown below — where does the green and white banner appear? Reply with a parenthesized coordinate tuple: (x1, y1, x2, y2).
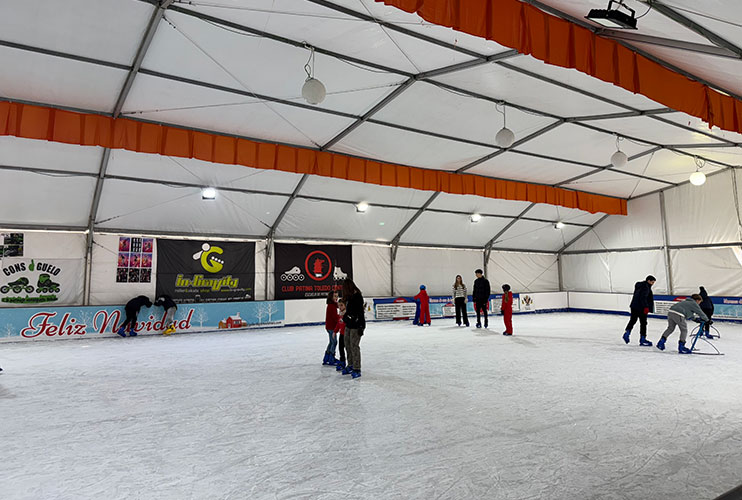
(0, 257, 84, 306)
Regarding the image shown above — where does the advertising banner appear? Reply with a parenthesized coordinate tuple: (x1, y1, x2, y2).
(374, 294, 521, 320)
(156, 240, 255, 303)
(654, 295, 742, 319)
(0, 257, 84, 306)
(0, 300, 285, 341)
(274, 243, 352, 299)
(116, 236, 153, 283)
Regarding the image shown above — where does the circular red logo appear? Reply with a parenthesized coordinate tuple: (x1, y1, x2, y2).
(305, 250, 332, 281)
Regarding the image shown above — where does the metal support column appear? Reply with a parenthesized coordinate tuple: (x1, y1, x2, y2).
(659, 191, 674, 295)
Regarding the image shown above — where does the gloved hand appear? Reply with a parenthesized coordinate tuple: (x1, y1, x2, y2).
(500, 309, 504, 314)
(708, 319, 714, 325)
(643, 307, 649, 315)
(692, 318, 702, 324)
(358, 328, 364, 337)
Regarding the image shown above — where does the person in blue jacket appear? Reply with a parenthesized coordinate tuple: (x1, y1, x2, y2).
(623, 275, 656, 346)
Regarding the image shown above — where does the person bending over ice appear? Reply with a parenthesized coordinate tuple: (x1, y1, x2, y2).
(656, 294, 708, 354)
(117, 295, 152, 337)
(154, 294, 178, 335)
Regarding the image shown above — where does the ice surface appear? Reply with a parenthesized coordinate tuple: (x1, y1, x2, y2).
(1, 312, 741, 500)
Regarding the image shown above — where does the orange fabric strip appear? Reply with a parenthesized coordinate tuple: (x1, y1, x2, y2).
(376, 0, 742, 136)
(0, 100, 627, 215)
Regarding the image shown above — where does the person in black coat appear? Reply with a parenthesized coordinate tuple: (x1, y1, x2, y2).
(699, 286, 714, 337)
(117, 295, 152, 337)
(341, 279, 365, 379)
(623, 275, 656, 346)
(472, 269, 491, 329)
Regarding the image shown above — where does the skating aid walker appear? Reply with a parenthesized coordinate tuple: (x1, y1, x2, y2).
(688, 321, 723, 356)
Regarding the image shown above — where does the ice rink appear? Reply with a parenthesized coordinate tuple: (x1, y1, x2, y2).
(2, 312, 741, 500)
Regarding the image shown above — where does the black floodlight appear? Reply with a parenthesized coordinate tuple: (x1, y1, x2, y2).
(586, 0, 638, 29)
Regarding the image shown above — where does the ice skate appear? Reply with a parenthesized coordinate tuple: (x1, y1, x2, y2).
(336, 360, 345, 371)
(351, 370, 361, 379)
(678, 341, 692, 354)
(622, 330, 630, 344)
(657, 337, 666, 351)
(129, 330, 137, 337)
(163, 325, 175, 335)
(342, 366, 352, 375)
(639, 337, 652, 346)
(476, 323, 481, 328)
(322, 353, 331, 365)
(116, 326, 127, 337)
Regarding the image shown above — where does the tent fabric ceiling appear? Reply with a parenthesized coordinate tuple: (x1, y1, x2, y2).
(0, 0, 740, 251)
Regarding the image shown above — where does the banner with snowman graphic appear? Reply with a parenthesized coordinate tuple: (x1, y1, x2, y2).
(274, 243, 352, 299)
(156, 240, 255, 303)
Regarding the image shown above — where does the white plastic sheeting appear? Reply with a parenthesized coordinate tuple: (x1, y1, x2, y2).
(352, 244, 392, 297)
(566, 194, 663, 251)
(562, 250, 668, 294)
(670, 247, 742, 296)
(0, 136, 103, 174)
(393, 247, 483, 296)
(664, 170, 741, 245)
(491, 219, 585, 252)
(400, 211, 511, 247)
(487, 251, 559, 292)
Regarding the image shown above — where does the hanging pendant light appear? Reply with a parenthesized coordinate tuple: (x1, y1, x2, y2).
(689, 157, 706, 186)
(495, 103, 515, 148)
(301, 45, 326, 105)
(610, 135, 628, 168)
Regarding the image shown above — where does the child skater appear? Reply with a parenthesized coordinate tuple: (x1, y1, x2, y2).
(414, 285, 431, 326)
(452, 275, 469, 327)
(699, 286, 715, 338)
(323, 290, 339, 365)
(501, 284, 513, 335)
(335, 299, 347, 372)
(117, 295, 152, 337)
(656, 294, 708, 354)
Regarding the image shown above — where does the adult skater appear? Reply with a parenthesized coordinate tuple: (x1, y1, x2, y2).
(699, 286, 715, 338)
(452, 275, 469, 327)
(501, 284, 513, 335)
(341, 279, 365, 379)
(323, 290, 339, 365)
(656, 294, 708, 354)
(473, 269, 491, 329)
(622, 275, 656, 346)
(154, 294, 178, 335)
(117, 295, 152, 337)
(414, 285, 431, 326)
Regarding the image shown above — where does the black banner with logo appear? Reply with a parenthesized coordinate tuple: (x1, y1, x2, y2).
(156, 240, 255, 303)
(274, 243, 352, 299)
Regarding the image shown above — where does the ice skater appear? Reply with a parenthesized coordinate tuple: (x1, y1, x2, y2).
(452, 275, 469, 327)
(341, 279, 365, 379)
(623, 275, 656, 346)
(414, 285, 431, 326)
(699, 286, 715, 338)
(656, 294, 708, 354)
(154, 294, 178, 335)
(117, 295, 152, 337)
(501, 284, 513, 335)
(323, 290, 339, 366)
(473, 269, 491, 329)
(335, 299, 348, 372)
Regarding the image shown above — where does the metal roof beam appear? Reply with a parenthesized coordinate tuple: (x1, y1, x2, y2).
(484, 203, 536, 251)
(600, 30, 740, 60)
(557, 214, 611, 254)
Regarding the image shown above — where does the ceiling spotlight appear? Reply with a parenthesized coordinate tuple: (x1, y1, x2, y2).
(470, 213, 482, 223)
(690, 157, 706, 186)
(555, 221, 566, 230)
(201, 187, 217, 200)
(586, 0, 638, 29)
(495, 104, 515, 148)
(356, 201, 369, 213)
(301, 46, 326, 105)
(610, 136, 628, 168)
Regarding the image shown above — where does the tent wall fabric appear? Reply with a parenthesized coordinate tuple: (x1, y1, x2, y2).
(393, 246, 483, 296)
(488, 251, 559, 293)
(0, 101, 628, 215)
(376, 0, 742, 136)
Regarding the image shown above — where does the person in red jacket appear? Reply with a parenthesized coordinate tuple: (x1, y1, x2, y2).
(323, 290, 339, 365)
(413, 285, 431, 326)
(501, 284, 514, 336)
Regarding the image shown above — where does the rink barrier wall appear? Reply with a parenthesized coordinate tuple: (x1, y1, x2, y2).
(4, 291, 739, 343)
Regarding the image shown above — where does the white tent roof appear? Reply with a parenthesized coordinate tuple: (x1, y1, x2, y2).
(1, 0, 740, 250)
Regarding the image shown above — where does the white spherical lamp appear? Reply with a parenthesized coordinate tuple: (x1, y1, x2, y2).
(302, 77, 326, 105)
(610, 150, 628, 168)
(495, 127, 515, 148)
(689, 171, 706, 186)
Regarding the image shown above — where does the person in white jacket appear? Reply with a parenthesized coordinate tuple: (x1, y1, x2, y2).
(452, 275, 469, 327)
